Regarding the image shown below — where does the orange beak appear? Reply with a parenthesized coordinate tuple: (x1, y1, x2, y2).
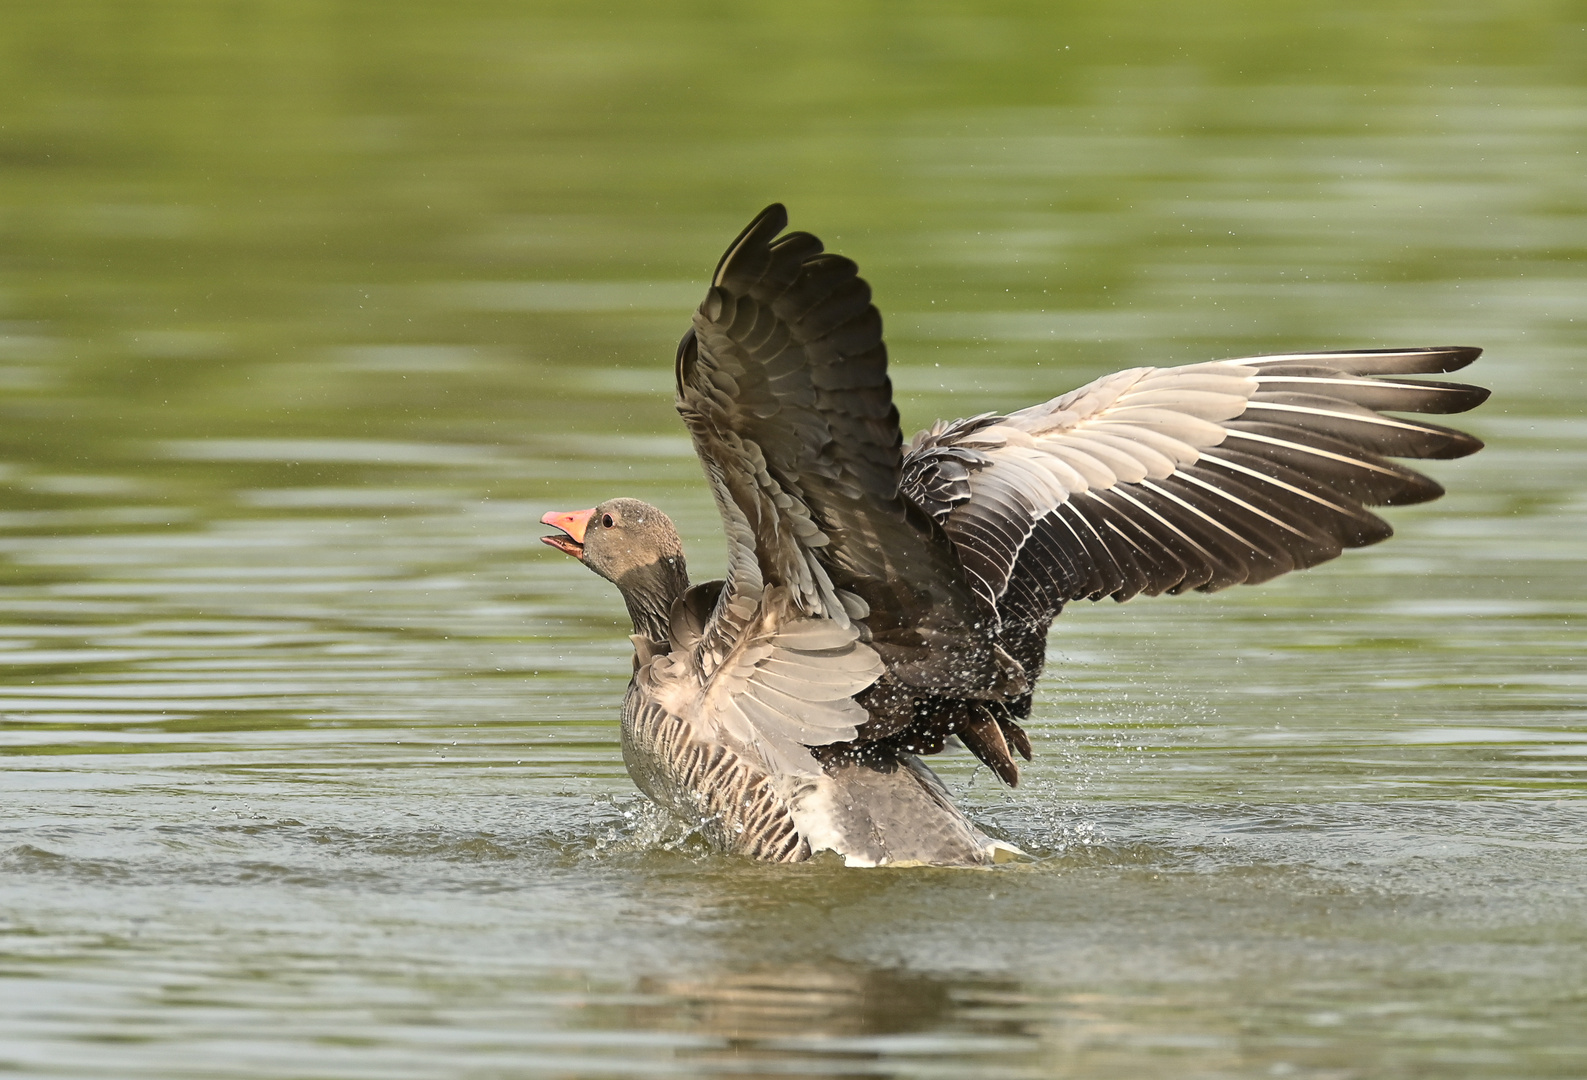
(540, 508, 595, 559)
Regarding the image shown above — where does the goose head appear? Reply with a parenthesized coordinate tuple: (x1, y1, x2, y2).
(541, 498, 689, 638)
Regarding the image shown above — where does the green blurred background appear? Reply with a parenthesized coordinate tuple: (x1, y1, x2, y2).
(3, 1, 1579, 463)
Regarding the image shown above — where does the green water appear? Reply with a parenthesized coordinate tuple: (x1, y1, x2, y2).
(3, 3, 1585, 1076)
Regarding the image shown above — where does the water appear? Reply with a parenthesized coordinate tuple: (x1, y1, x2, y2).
(3, 3, 1586, 1076)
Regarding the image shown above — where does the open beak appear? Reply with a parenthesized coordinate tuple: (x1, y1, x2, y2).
(540, 507, 595, 559)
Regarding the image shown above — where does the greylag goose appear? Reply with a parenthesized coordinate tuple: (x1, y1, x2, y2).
(541, 204, 1487, 867)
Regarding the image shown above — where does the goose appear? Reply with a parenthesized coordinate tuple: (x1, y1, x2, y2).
(540, 204, 1487, 867)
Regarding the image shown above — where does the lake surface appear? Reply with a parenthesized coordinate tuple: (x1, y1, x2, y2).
(3, 3, 1585, 1077)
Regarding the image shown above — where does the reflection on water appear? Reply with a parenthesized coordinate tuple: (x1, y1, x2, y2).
(610, 966, 1024, 1079)
(2, 0, 1586, 1077)
(632, 966, 962, 1041)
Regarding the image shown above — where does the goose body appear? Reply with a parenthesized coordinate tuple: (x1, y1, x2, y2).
(542, 204, 1488, 867)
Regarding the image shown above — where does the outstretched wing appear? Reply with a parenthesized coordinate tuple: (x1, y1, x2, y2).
(903, 347, 1488, 633)
(677, 204, 1015, 695)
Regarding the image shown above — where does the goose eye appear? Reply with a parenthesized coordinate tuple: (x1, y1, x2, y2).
(601, 513, 615, 528)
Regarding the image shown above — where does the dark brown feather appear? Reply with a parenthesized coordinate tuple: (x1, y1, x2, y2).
(681, 205, 1018, 697)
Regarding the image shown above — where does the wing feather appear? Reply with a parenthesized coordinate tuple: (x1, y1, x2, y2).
(686, 589, 887, 777)
(679, 204, 1018, 695)
(901, 346, 1486, 630)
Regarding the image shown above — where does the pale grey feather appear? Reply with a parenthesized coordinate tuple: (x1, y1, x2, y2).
(902, 346, 1486, 622)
